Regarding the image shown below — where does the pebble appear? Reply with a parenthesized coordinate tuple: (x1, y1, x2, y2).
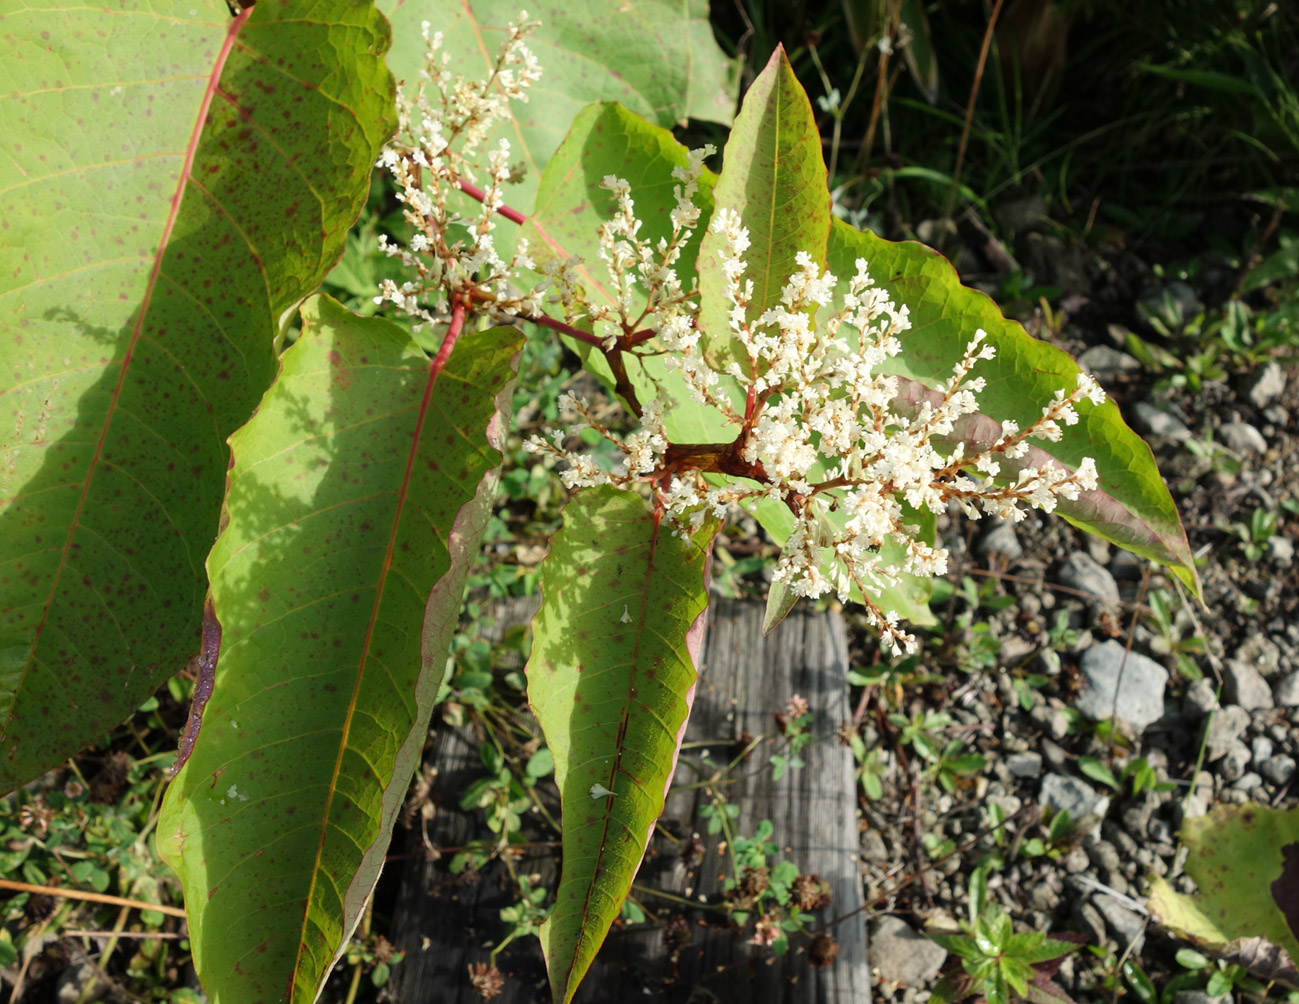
(1183, 677, 1219, 719)
(1224, 659, 1275, 710)
(1063, 846, 1090, 873)
(1075, 640, 1167, 733)
(1029, 703, 1071, 741)
(1233, 771, 1263, 792)
(977, 521, 1023, 561)
(1007, 751, 1043, 778)
(868, 916, 948, 986)
(1249, 361, 1287, 408)
(1272, 535, 1296, 567)
(1040, 774, 1110, 824)
(1058, 552, 1120, 608)
(1218, 419, 1268, 455)
(862, 830, 890, 863)
(1218, 741, 1252, 783)
(1252, 736, 1274, 764)
(1204, 705, 1251, 759)
(1133, 401, 1193, 443)
(1261, 754, 1296, 786)
(1095, 894, 1146, 951)
(1089, 841, 1121, 873)
(1079, 345, 1143, 377)
(1074, 900, 1108, 946)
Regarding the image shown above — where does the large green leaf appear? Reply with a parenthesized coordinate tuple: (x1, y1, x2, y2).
(380, 0, 738, 222)
(157, 296, 520, 1004)
(827, 220, 1200, 595)
(0, 0, 394, 792)
(696, 45, 832, 375)
(528, 486, 714, 1004)
(1148, 803, 1299, 983)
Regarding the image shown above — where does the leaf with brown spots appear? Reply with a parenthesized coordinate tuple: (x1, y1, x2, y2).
(1148, 803, 1299, 981)
(0, 0, 394, 792)
(157, 296, 520, 1004)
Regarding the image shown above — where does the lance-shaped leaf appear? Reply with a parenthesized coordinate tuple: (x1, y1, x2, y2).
(379, 0, 738, 247)
(696, 45, 832, 375)
(528, 487, 714, 1004)
(157, 296, 520, 1004)
(828, 219, 1200, 596)
(0, 0, 394, 792)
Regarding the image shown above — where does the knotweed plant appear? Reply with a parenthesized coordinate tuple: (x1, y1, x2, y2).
(376, 15, 1106, 657)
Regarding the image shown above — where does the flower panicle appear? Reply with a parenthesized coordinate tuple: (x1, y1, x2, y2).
(376, 20, 1107, 659)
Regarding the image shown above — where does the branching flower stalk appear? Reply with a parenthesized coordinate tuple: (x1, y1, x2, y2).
(375, 17, 1106, 657)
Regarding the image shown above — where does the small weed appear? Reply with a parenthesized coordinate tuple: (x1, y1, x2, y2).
(929, 868, 1082, 1004)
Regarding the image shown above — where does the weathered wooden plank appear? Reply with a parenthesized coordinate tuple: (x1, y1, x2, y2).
(384, 596, 870, 1003)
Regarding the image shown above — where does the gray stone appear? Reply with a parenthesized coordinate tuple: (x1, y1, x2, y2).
(1233, 771, 1262, 792)
(977, 520, 1023, 561)
(1030, 703, 1071, 741)
(1249, 362, 1287, 408)
(1252, 736, 1274, 764)
(1058, 552, 1120, 608)
(861, 829, 889, 863)
(1039, 774, 1109, 823)
(1204, 705, 1251, 758)
(1006, 751, 1043, 778)
(1224, 660, 1275, 710)
(1078, 345, 1142, 377)
(1183, 677, 1219, 719)
(1270, 535, 1295, 567)
(1219, 420, 1268, 455)
(868, 915, 948, 986)
(1218, 741, 1252, 783)
(1088, 840, 1121, 873)
(1095, 894, 1146, 951)
(1063, 846, 1090, 873)
(1281, 671, 1299, 707)
(1262, 754, 1296, 786)
(1132, 401, 1193, 443)
(1075, 640, 1167, 732)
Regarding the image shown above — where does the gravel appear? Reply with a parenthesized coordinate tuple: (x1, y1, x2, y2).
(1058, 552, 1120, 608)
(1248, 361, 1287, 407)
(1261, 754, 1296, 786)
(1223, 659, 1275, 710)
(1218, 419, 1268, 455)
(1275, 671, 1299, 707)
(1132, 401, 1193, 443)
(868, 916, 948, 986)
(1075, 641, 1167, 732)
(1040, 774, 1110, 823)
(1204, 705, 1251, 758)
(1182, 677, 1219, 719)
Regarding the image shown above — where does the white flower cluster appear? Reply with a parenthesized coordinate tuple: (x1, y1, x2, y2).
(528, 199, 1106, 656)
(377, 22, 1108, 659)
(373, 13, 544, 327)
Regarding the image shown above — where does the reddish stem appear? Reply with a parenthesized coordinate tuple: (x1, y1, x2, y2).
(526, 310, 606, 349)
(432, 300, 468, 374)
(457, 178, 526, 225)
